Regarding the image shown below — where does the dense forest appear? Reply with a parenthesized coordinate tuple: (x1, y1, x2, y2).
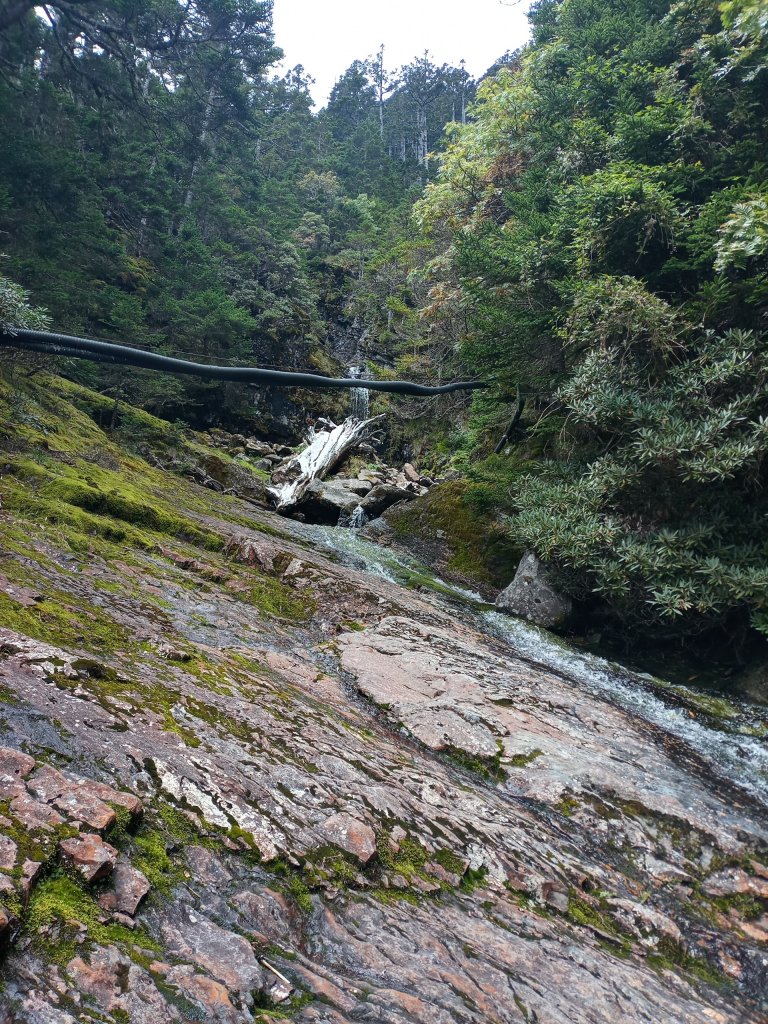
(1, 0, 768, 654)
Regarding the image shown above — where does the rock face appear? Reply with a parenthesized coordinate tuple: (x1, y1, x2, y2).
(360, 482, 416, 517)
(59, 834, 118, 883)
(298, 478, 362, 524)
(496, 550, 573, 627)
(0, 749, 144, 951)
(317, 812, 377, 864)
(0, 418, 767, 1022)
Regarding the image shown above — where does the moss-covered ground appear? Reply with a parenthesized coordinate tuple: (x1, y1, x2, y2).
(385, 480, 522, 592)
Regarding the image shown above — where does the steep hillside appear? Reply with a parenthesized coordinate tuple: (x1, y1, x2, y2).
(0, 374, 765, 1022)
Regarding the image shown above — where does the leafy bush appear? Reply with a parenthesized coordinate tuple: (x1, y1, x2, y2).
(510, 325, 768, 633)
(0, 261, 50, 331)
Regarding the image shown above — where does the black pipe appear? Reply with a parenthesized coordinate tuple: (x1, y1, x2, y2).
(0, 328, 488, 397)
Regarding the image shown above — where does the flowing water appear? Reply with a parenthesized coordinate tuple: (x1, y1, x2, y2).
(298, 523, 768, 806)
(347, 365, 370, 421)
(337, 504, 368, 529)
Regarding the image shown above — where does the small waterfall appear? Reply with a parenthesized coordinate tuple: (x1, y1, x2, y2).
(347, 366, 370, 421)
(338, 503, 369, 529)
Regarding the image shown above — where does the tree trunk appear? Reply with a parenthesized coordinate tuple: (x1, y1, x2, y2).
(268, 415, 385, 511)
(184, 83, 217, 209)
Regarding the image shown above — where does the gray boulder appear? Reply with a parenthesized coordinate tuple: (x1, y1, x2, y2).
(299, 480, 360, 525)
(360, 484, 416, 518)
(495, 552, 572, 629)
(331, 477, 372, 496)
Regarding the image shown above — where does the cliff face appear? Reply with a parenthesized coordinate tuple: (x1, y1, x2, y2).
(0, 375, 766, 1024)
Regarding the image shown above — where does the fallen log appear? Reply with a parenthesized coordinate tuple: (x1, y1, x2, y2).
(268, 415, 385, 511)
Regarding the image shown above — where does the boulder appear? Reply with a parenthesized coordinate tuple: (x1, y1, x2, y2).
(331, 477, 372, 496)
(317, 812, 377, 865)
(359, 484, 416, 518)
(299, 479, 361, 524)
(403, 463, 420, 483)
(99, 857, 151, 916)
(495, 551, 573, 629)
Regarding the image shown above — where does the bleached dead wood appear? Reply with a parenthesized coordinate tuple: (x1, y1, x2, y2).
(268, 415, 385, 511)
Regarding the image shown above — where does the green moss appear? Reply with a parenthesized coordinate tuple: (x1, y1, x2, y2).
(370, 888, 423, 906)
(566, 895, 618, 934)
(39, 477, 221, 550)
(26, 872, 161, 965)
(556, 794, 581, 817)
(0, 589, 135, 656)
(377, 831, 428, 880)
(443, 744, 507, 782)
(238, 575, 316, 622)
(507, 749, 543, 768)
(564, 892, 635, 956)
(131, 828, 185, 895)
(646, 937, 730, 988)
(184, 696, 253, 743)
(433, 849, 468, 875)
(597, 938, 632, 959)
(105, 804, 135, 847)
(0, 801, 76, 904)
(711, 892, 764, 920)
(155, 802, 210, 847)
(459, 866, 489, 894)
(300, 844, 359, 890)
(285, 875, 313, 914)
(227, 824, 261, 855)
(0, 377, 223, 559)
(387, 480, 523, 589)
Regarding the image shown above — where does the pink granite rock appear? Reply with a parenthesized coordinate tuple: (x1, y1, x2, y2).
(0, 835, 17, 870)
(59, 834, 118, 883)
(318, 812, 377, 865)
(99, 858, 150, 917)
(0, 747, 35, 785)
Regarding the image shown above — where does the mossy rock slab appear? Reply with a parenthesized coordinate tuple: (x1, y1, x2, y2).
(383, 480, 523, 596)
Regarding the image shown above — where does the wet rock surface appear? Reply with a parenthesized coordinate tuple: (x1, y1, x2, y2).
(0, 467, 766, 1021)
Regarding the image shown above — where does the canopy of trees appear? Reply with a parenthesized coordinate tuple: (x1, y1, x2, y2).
(3, 0, 768, 646)
(0, 1, 473, 425)
(363, 0, 768, 641)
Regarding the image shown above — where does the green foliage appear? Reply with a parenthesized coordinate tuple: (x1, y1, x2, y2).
(397, 0, 768, 641)
(26, 872, 160, 965)
(509, 328, 768, 631)
(0, 6, 479, 436)
(0, 262, 50, 331)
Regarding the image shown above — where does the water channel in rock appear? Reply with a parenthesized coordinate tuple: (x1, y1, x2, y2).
(296, 522, 768, 807)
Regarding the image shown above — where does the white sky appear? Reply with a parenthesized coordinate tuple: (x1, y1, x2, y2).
(272, 0, 532, 107)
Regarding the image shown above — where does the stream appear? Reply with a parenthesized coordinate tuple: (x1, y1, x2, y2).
(297, 522, 768, 807)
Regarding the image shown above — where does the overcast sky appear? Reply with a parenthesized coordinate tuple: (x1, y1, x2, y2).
(272, 0, 532, 108)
